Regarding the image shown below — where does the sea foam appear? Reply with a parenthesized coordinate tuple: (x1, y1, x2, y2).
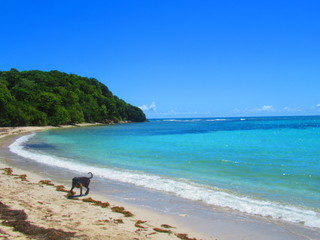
(9, 134, 320, 229)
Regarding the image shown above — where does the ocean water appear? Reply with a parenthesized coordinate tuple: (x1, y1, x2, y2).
(9, 116, 320, 229)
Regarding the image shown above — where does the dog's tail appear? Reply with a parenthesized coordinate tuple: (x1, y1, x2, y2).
(88, 172, 93, 179)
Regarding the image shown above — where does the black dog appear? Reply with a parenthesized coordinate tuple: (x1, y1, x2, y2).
(70, 172, 93, 197)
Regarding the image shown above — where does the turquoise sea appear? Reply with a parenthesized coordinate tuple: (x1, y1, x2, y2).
(9, 116, 320, 229)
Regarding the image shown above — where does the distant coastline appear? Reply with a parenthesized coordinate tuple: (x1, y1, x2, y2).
(0, 123, 102, 139)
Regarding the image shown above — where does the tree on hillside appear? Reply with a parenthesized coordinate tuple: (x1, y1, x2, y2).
(0, 69, 146, 126)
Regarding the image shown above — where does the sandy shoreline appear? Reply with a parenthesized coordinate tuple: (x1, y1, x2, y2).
(0, 123, 104, 139)
(0, 125, 210, 240)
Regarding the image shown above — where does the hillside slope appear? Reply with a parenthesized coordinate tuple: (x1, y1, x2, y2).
(0, 69, 146, 126)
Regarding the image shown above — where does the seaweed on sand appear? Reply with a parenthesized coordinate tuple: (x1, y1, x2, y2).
(82, 197, 110, 208)
(0, 201, 75, 240)
(0, 168, 13, 175)
(135, 220, 146, 228)
(55, 185, 69, 193)
(0, 168, 29, 182)
(15, 174, 28, 182)
(66, 192, 78, 199)
(111, 206, 134, 217)
(175, 233, 198, 240)
(0, 202, 27, 221)
(39, 180, 55, 186)
(153, 227, 172, 234)
(161, 224, 174, 229)
(113, 219, 124, 224)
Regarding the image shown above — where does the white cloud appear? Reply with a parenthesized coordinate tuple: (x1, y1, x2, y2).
(145, 110, 217, 118)
(233, 105, 276, 114)
(283, 106, 302, 112)
(139, 102, 157, 112)
(233, 104, 320, 116)
(260, 105, 275, 111)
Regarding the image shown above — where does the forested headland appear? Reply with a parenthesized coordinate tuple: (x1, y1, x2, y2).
(0, 69, 146, 126)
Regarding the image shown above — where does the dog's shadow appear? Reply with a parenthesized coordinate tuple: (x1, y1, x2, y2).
(67, 194, 88, 199)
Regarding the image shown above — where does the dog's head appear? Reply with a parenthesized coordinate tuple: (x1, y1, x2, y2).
(72, 177, 83, 188)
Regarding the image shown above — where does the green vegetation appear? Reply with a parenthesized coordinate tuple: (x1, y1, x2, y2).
(0, 68, 146, 126)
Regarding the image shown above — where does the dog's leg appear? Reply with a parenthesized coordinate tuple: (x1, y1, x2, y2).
(70, 185, 75, 195)
(80, 186, 83, 196)
(85, 187, 90, 196)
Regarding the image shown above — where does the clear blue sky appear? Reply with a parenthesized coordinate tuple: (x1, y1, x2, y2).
(1, 0, 320, 118)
